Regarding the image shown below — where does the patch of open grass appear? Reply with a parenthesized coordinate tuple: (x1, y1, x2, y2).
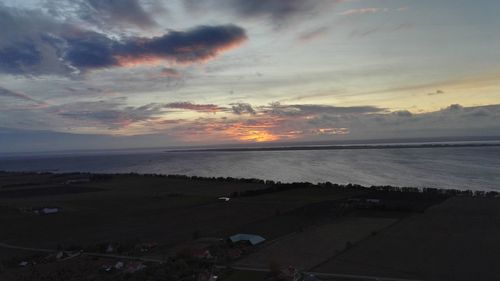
(223, 270, 267, 281)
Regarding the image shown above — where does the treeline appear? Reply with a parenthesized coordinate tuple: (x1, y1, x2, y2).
(1, 171, 498, 199)
(132, 173, 500, 199)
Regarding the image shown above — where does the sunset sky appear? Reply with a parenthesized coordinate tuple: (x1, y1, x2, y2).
(1, 0, 499, 152)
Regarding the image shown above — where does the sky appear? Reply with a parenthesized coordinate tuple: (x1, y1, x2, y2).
(0, 0, 499, 153)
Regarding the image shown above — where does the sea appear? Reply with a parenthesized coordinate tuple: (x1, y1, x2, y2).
(1, 145, 499, 191)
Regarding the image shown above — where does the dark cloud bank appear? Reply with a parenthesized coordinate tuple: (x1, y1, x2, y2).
(185, 0, 338, 23)
(0, 4, 247, 76)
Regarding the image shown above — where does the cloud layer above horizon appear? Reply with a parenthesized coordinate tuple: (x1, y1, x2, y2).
(0, 0, 499, 152)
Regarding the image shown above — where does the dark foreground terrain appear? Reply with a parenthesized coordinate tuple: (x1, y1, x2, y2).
(1, 171, 499, 281)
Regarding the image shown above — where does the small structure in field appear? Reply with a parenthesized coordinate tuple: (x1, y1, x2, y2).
(105, 244, 115, 253)
(66, 178, 90, 184)
(218, 197, 230, 202)
(229, 234, 265, 246)
(34, 207, 60, 215)
(114, 261, 124, 270)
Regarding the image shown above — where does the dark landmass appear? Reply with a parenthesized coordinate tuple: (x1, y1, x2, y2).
(4, 135, 499, 158)
(167, 142, 500, 153)
(1, 172, 500, 281)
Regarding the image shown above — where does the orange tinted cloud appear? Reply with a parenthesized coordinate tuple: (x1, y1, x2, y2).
(174, 116, 304, 143)
(113, 25, 247, 68)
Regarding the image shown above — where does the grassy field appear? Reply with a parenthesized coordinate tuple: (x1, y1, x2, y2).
(314, 196, 500, 281)
(2, 172, 498, 281)
(0, 174, 371, 251)
(223, 270, 268, 281)
(0, 173, 286, 249)
(235, 217, 397, 270)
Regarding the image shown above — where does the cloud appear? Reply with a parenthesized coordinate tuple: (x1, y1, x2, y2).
(0, 86, 45, 106)
(339, 7, 408, 16)
(263, 102, 385, 116)
(159, 67, 181, 78)
(43, 0, 163, 30)
(113, 25, 247, 67)
(340, 7, 388, 16)
(185, 0, 341, 25)
(0, 42, 42, 75)
(393, 110, 413, 117)
(231, 103, 256, 115)
(0, 4, 71, 75)
(4, 100, 500, 150)
(79, 0, 158, 29)
(428, 89, 445, 96)
(297, 26, 330, 43)
(163, 102, 225, 113)
(50, 100, 165, 129)
(62, 31, 119, 70)
(0, 12, 247, 75)
(446, 104, 464, 112)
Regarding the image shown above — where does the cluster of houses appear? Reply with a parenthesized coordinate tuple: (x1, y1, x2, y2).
(9, 232, 325, 281)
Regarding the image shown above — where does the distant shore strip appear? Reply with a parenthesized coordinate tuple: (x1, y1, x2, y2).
(166, 142, 500, 153)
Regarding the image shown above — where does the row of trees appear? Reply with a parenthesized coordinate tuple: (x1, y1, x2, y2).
(2, 171, 497, 199)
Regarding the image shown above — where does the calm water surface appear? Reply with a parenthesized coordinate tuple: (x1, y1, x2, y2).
(1, 147, 499, 191)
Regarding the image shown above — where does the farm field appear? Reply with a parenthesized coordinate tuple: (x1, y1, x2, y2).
(2, 172, 499, 281)
(235, 217, 397, 270)
(315, 196, 500, 281)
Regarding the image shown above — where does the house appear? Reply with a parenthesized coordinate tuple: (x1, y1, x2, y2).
(229, 234, 266, 246)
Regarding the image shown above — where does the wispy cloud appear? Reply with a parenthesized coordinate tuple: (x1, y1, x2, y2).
(339, 7, 408, 16)
(164, 102, 225, 113)
(0, 86, 47, 108)
(231, 103, 256, 115)
(185, 0, 343, 26)
(297, 26, 330, 43)
(428, 89, 445, 96)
